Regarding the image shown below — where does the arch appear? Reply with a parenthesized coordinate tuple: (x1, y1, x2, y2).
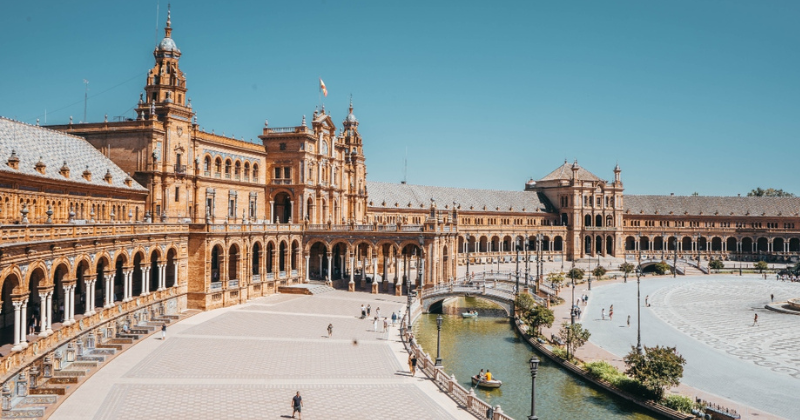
(468, 236, 477, 253)
(149, 250, 161, 292)
(113, 257, 125, 303)
(265, 242, 275, 275)
(291, 240, 300, 271)
(27, 267, 47, 334)
(584, 214, 592, 227)
(252, 241, 262, 276)
(625, 236, 636, 251)
(24, 261, 50, 290)
(75, 259, 90, 314)
(234, 160, 242, 179)
(789, 238, 800, 253)
(166, 247, 178, 287)
(742, 237, 754, 253)
(214, 157, 222, 174)
(653, 236, 664, 251)
(595, 235, 603, 254)
(253, 164, 259, 182)
(228, 243, 240, 282)
(773, 237, 784, 253)
(0, 273, 21, 345)
(308, 241, 328, 280)
(132, 252, 145, 297)
(682, 236, 692, 252)
(605, 215, 613, 227)
(697, 237, 708, 252)
(422, 293, 512, 317)
(726, 237, 737, 253)
(204, 155, 212, 173)
(757, 237, 769, 253)
(502, 235, 512, 253)
(279, 241, 288, 273)
(52, 262, 69, 323)
(584, 235, 591, 254)
(595, 214, 602, 227)
(273, 191, 293, 223)
(479, 236, 488, 253)
(639, 236, 650, 252)
(457, 236, 465, 254)
(490, 236, 500, 252)
(605, 236, 614, 255)
(224, 158, 232, 177)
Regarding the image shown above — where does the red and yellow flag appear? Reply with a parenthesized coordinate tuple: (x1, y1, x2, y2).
(319, 78, 328, 97)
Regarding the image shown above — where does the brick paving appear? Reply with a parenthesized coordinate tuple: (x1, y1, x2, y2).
(51, 290, 472, 420)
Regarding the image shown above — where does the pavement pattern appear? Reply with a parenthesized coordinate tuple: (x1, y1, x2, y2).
(51, 290, 474, 420)
(548, 274, 800, 420)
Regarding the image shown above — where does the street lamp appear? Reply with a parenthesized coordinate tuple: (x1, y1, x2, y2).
(435, 314, 443, 366)
(524, 235, 530, 289)
(407, 249, 414, 331)
(636, 231, 643, 354)
(528, 356, 540, 420)
(466, 238, 470, 281)
(570, 260, 576, 325)
(673, 233, 678, 278)
(515, 239, 521, 295)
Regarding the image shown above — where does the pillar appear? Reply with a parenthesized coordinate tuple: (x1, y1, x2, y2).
(84, 280, 92, 315)
(173, 261, 179, 287)
(327, 253, 333, 283)
(159, 264, 167, 290)
(11, 301, 22, 351)
(371, 257, 379, 294)
(270, 200, 275, 223)
(20, 299, 28, 348)
(104, 274, 113, 308)
(348, 254, 355, 292)
(38, 293, 48, 336)
(142, 267, 150, 295)
(46, 291, 53, 333)
(395, 253, 402, 296)
(63, 284, 72, 325)
(305, 255, 310, 282)
(123, 268, 131, 302)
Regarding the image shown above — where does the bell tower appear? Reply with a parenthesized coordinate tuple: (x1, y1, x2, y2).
(341, 99, 368, 223)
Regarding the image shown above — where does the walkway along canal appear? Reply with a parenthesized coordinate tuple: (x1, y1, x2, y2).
(413, 299, 658, 420)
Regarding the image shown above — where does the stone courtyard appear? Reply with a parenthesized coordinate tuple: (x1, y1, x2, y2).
(51, 290, 473, 419)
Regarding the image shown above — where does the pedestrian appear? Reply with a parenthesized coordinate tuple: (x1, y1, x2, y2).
(409, 353, 417, 376)
(601, 308, 605, 320)
(373, 316, 378, 332)
(753, 313, 758, 326)
(771, 293, 774, 302)
(161, 323, 167, 340)
(627, 315, 631, 327)
(645, 295, 649, 307)
(391, 311, 397, 326)
(291, 391, 303, 419)
(327, 323, 333, 338)
(383, 318, 388, 332)
(376, 307, 381, 318)
(367, 304, 371, 316)
(609, 305, 614, 320)
(360, 304, 365, 319)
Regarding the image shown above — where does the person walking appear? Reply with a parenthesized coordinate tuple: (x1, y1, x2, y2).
(161, 323, 167, 340)
(627, 315, 631, 327)
(391, 311, 397, 326)
(327, 323, 333, 338)
(376, 307, 381, 318)
(367, 304, 371, 316)
(771, 293, 774, 302)
(373, 316, 378, 332)
(609, 305, 614, 321)
(360, 304, 366, 319)
(645, 295, 649, 307)
(753, 313, 758, 326)
(409, 353, 417, 376)
(383, 317, 388, 332)
(601, 308, 605, 320)
(291, 391, 303, 419)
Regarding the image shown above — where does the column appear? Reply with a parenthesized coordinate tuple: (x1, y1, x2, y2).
(63, 284, 72, 325)
(348, 254, 355, 292)
(327, 253, 333, 283)
(158, 264, 166, 290)
(270, 201, 275, 223)
(84, 280, 93, 315)
(11, 301, 22, 351)
(305, 255, 310, 282)
(20, 299, 28, 348)
(104, 274, 113, 308)
(66, 284, 75, 324)
(173, 262, 179, 288)
(38, 293, 47, 336)
(123, 269, 131, 302)
(393, 253, 399, 284)
(142, 267, 150, 295)
(45, 291, 53, 334)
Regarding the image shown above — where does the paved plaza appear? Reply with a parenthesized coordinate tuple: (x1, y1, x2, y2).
(51, 290, 474, 420)
(577, 275, 800, 420)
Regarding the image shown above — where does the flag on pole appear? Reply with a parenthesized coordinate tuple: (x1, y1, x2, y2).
(319, 78, 328, 97)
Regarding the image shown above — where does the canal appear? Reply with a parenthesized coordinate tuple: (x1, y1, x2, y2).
(412, 298, 658, 420)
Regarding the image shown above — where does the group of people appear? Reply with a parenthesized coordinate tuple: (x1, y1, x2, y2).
(601, 304, 614, 320)
(359, 304, 399, 333)
(476, 368, 493, 382)
(777, 274, 799, 282)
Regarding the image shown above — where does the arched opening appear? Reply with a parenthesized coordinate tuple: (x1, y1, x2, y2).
(479, 236, 488, 253)
(742, 237, 754, 253)
(274, 192, 292, 223)
(96, 259, 109, 309)
(291, 240, 300, 273)
(625, 236, 636, 251)
(27, 268, 46, 335)
(606, 215, 613, 227)
(228, 244, 239, 282)
(75, 260, 88, 315)
(308, 242, 328, 280)
(133, 253, 144, 296)
(584, 236, 592, 254)
(252, 242, 262, 278)
(595, 214, 602, 227)
(640, 236, 650, 252)
(401, 244, 423, 288)
(114, 257, 125, 303)
(790, 238, 800, 252)
(332, 243, 346, 280)
(710, 237, 721, 252)
(561, 213, 569, 226)
(757, 237, 768, 253)
(279, 242, 287, 273)
(697, 237, 708, 252)
(53, 264, 68, 324)
(605, 236, 614, 255)
(727, 237, 737, 253)
(457, 236, 465, 254)
(502, 236, 511, 253)
(490, 236, 500, 252)
(1, 274, 20, 346)
(584, 214, 592, 227)
(667, 237, 677, 251)
(211, 245, 222, 283)
(306, 197, 313, 222)
(774, 238, 784, 253)
(595, 235, 603, 254)
(266, 242, 275, 276)
(654, 236, 664, 251)
(166, 248, 177, 287)
(468, 236, 476, 253)
(150, 252, 161, 292)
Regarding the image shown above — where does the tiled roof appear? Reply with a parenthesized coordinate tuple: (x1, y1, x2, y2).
(539, 161, 602, 182)
(0, 117, 146, 192)
(367, 181, 553, 213)
(624, 195, 800, 217)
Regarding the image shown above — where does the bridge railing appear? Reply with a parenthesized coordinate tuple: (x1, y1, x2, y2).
(401, 321, 513, 420)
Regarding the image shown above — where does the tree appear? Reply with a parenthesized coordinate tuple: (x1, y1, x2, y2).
(620, 263, 634, 281)
(708, 260, 724, 270)
(558, 322, 591, 360)
(546, 272, 565, 288)
(592, 266, 606, 279)
(515, 293, 536, 315)
(748, 187, 795, 197)
(691, 191, 699, 196)
(567, 268, 584, 282)
(525, 305, 555, 337)
(754, 260, 768, 273)
(624, 345, 687, 400)
(654, 261, 671, 275)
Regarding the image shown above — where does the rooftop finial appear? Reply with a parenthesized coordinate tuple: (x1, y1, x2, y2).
(349, 94, 353, 112)
(165, 4, 173, 38)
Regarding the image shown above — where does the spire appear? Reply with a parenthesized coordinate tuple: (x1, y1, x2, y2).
(349, 94, 353, 114)
(165, 4, 172, 38)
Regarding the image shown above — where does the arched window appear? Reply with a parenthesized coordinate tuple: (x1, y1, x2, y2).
(234, 161, 241, 179)
(244, 162, 250, 180)
(252, 164, 259, 182)
(204, 156, 211, 174)
(214, 158, 222, 176)
(225, 159, 232, 178)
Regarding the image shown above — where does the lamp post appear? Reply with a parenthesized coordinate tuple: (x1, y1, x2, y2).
(570, 260, 576, 325)
(673, 233, 678, 278)
(515, 239, 521, 295)
(407, 249, 414, 331)
(466, 239, 470, 281)
(528, 356, 540, 420)
(524, 235, 530, 289)
(435, 314, 443, 366)
(536, 233, 543, 294)
(636, 231, 643, 354)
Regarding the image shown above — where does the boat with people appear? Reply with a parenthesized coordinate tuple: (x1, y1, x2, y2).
(471, 374, 502, 389)
(462, 310, 478, 318)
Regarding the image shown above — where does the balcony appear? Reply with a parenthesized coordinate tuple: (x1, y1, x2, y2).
(174, 164, 187, 176)
(251, 274, 261, 283)
(210, 282, 223, 291)
(214, 172, 221, 179)
(228, 279, 239, 288)
(271, 179, 292, 185)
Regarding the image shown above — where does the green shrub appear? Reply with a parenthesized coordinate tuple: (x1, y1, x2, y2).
(592, 266, 607, 279)
(662, 395, 694, 413)
(584, 360, 623, 382)
(708, 260, 724, 270)
(615, 376, 657, 400)
(551, 347, 569, 360)
(654, 261, 671, 275)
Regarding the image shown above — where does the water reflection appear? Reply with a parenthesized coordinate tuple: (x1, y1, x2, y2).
(413, 305, 656, 420)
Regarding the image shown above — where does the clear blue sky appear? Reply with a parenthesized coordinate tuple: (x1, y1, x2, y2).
(1, 1, 798, 196)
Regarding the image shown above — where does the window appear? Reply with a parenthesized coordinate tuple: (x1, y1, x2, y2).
(174, 186, 179, 202)
(234, 161, 241, 179)
(253, 165, 259, 181)
(275, 167, 281, 179)
(244, 163, 250, 179)
(284, 167, 291, 179)
(215, 158, 222, 174)
(204, 156, 211, 173)
(279, 143, 287, 151)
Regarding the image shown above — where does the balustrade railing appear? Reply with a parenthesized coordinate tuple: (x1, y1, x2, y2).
(279, 271, 286, 278)
(210, 282, 223, 290)
(228, 279, 239, 288)
(266, 273, 275, 280)
(291, 269, 298, 276)
(251, 274, 261, 283)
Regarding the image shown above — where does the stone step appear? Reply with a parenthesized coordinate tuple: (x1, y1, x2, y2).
(96, 343, 123, 351)
(1, 406, 45, 418)
(117, 333, 141, 340)
(23, 394, 58, 405)
(53, 370, 86, 377)
(130, 327, 153, 334)
(70, 361, 99, 369)
(90, 348, 115, 355)
(29, 386, 66, 395)
(160, 314, 180, 320)
(46, 376, 79, 385)
(76, 355, 105, 363)
(109, 338, 133, 345)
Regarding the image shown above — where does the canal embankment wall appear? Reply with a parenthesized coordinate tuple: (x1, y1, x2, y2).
(512, 320, 693, 420)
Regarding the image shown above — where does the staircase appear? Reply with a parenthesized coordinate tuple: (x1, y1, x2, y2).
(682, 265, 705, 276)
(2, 309, 200, 419)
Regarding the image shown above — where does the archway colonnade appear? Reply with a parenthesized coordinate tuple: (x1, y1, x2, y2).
(622, 234, 800, 260)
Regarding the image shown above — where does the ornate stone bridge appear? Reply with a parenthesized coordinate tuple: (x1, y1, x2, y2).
(419, 281, 518, 316)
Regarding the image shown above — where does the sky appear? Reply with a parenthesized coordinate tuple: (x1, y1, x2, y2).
(1, 1, 798, 196)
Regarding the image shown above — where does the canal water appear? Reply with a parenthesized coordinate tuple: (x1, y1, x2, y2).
(413, 298, 657, 420)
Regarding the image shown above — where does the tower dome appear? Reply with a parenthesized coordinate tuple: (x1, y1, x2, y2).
(155, 7, 180, 56)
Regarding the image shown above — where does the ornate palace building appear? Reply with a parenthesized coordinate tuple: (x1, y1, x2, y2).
(0, 11, 797, 414)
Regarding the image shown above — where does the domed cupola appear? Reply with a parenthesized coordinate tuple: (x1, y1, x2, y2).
(343, 97, 358, 127)
(154, 7, 181, 58)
